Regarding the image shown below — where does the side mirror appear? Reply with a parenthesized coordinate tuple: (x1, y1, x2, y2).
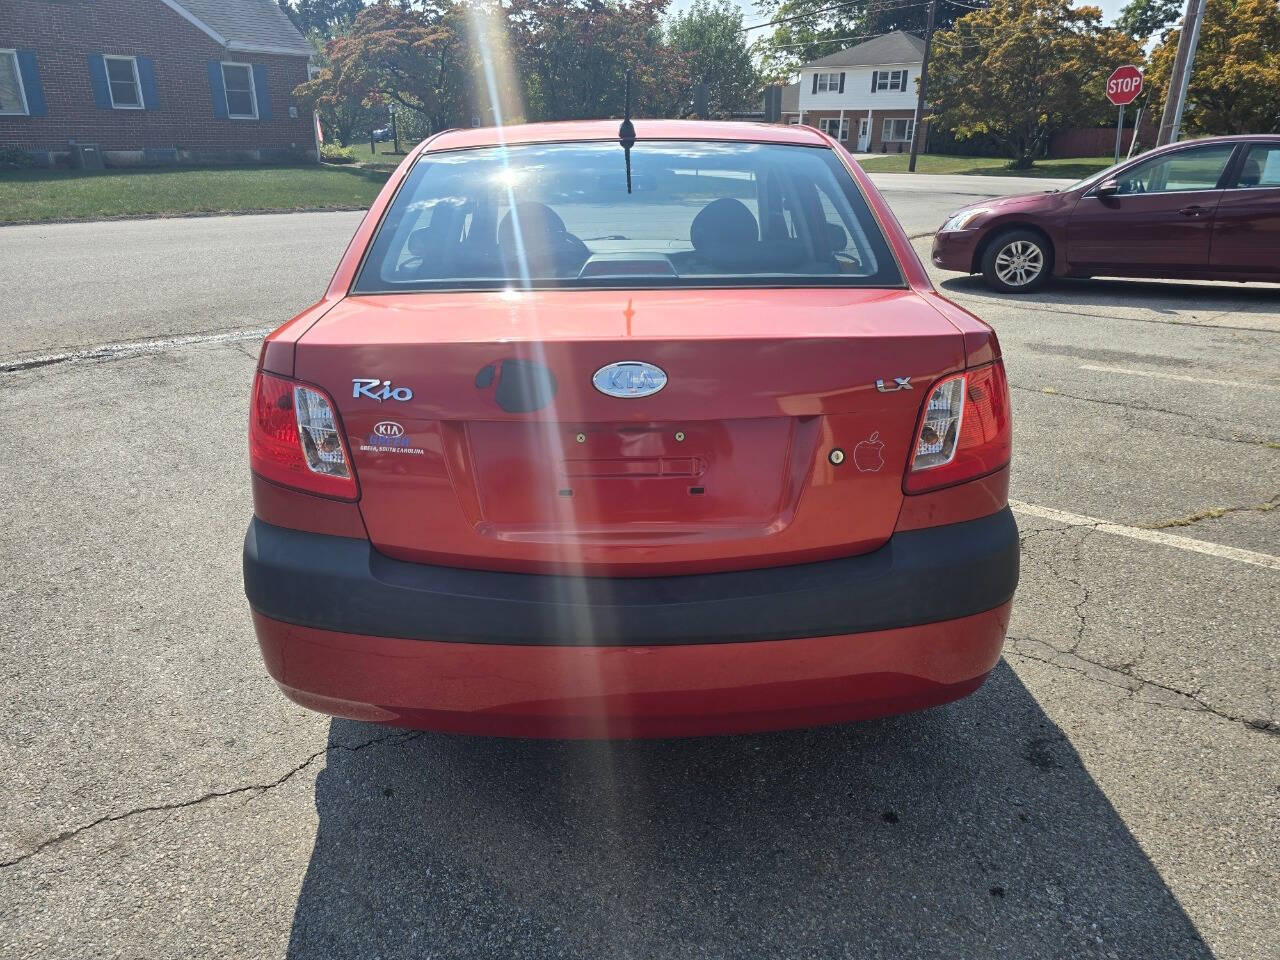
(1096, 179, 1120, 197)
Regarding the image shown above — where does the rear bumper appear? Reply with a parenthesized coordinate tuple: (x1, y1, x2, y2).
(244, 508, 1018, 737)
(931, 229, 981, 273)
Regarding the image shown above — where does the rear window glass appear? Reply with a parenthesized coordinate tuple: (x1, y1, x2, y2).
(353, 140, 903, 292)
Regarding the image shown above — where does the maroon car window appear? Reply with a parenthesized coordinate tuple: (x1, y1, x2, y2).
(1235, 145, 1280, 188)
(354, 141, 903, 292)
(1110, 144, 1236, 195)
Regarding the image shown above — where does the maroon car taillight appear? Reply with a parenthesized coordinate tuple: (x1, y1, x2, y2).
(249, 370, 358, 500)
(904, 361, 1011, 494)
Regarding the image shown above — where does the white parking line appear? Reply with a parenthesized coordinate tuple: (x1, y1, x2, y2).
(1079, 364, 1280, 392)
(1010, 499, 1280, 571)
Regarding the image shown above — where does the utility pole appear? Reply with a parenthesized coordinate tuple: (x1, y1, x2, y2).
(1156, 0, 1206, 145)
(908, 0, 937, 172)
(1167, 0, 1206, 143)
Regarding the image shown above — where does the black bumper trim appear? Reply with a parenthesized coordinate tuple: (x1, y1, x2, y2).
(244, 508, 1018, 646)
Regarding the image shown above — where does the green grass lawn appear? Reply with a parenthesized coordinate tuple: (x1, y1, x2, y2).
(856, 154, 1113, 179)
(347, 140, 412, 171)
(0, 163, 391, 224)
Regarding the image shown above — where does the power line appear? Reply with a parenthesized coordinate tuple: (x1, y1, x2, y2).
(762, 28, 897, 49)
(743, 0, 867, 32)
(742, 0, 933, 33)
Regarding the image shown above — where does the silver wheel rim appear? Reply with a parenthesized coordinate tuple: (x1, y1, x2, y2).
(993, 240, 1044, 286)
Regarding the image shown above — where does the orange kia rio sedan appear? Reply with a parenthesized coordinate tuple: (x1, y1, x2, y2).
(243, 120, 1018, 738)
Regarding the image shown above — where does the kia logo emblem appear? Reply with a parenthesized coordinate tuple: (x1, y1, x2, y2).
(373, 420, 405, 438)
(592, 361, 668, 399)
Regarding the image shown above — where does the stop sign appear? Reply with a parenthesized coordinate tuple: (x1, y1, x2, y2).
(1106, 65, 1143, 106)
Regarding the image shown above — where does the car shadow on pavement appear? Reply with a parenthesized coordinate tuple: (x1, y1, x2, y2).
(939, 274, 1280, 315)
(285, 662, 1211, 959)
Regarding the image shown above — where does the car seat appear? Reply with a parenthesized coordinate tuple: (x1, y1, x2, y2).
(497, 201, 590, 279)
(688, 197, 807, 272)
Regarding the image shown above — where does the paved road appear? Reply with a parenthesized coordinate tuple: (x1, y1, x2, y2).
(0, 174, 1066, 361)
(870, 172, 1075, 236)
(1, 179, 1277, 960)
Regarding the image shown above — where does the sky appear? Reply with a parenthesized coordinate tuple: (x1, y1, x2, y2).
(667, 0, 1129, 28)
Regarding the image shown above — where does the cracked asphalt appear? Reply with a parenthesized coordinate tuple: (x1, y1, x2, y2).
(1, 176, 1277, 960)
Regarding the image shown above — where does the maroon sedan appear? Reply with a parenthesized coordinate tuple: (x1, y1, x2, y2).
(931, 135, 1280, 292)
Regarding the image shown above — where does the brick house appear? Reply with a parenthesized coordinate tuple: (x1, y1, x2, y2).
(781, 31, 928, 154)
(1, 0, 317, 166)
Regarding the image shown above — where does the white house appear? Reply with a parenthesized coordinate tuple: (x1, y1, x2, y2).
(780, 30, 927, 154)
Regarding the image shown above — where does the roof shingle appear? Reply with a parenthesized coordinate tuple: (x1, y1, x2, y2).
(799, 30, 924, 69)
(162, 0, 313, 57)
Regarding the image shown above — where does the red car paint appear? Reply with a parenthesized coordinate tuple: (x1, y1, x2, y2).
(252, 604, 1011, 739)
(244, 120, 1018, 738)
(931, 134, 1280, 287)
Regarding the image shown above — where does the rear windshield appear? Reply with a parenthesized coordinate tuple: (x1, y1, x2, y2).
(353, 140, 903, 292)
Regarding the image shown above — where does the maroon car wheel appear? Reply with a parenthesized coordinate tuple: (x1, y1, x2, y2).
(981, 229, 1051, 293)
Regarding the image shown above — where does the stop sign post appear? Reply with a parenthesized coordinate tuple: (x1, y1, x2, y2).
(1106, 65, 1144, 163)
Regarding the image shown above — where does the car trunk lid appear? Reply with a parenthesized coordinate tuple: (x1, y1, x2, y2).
(294, 287, 964, 576)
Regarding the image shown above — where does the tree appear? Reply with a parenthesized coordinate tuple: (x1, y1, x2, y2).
(927, 0, 1144, 168)
(750, 0, 987, 84)
(294, 1, 471, 135)
(500, 0, 684, 121)
(1147, 0, 1280, 135)
(277, 0, 367, 38)
(301, 27, 381, 144)
(665, 0, 760, 115)
(1115, 0, 1182, 40)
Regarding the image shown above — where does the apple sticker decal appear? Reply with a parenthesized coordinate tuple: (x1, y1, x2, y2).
(853, 431, 885, 473)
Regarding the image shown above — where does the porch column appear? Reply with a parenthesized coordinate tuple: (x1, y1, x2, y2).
(838, 108, 845, 142)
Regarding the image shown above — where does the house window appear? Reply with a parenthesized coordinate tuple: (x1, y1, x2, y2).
(221, 62, 257, 119)
(104, 55, 143, 109)
(818, 117, 850, 141)
(882, 118, 915, 143)
(815, 72, 842, 93)
(875, 69, 907, 92)
(0, 49, 28, 115)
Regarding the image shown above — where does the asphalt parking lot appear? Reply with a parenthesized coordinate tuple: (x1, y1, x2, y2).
(1, 174, 1277, 960)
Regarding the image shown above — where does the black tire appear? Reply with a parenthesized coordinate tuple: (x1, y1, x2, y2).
(980, 229, 1052, 293)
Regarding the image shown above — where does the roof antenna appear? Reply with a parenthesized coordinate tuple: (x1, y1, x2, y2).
(619, 69, 635, 194)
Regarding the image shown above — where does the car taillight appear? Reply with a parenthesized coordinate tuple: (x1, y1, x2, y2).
(905, 361, 1011, 493)
(249, 370, 357, 500)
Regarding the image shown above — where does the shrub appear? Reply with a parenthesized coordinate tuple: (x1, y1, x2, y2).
(320, 143, 357, 165)
(0, 146, 36, 169)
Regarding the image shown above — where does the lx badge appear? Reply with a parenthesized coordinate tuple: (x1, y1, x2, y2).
(875, 377, 913, 393)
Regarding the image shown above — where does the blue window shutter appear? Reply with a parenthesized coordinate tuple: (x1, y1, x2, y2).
(88, 54, 111, 108)
(252, 64, 271, 120)
(870, 71, 878, 93)
(838, 71, 845, 94)
(810, 72, 818, 95)
(207, 60, 228, 118)
(137, 56, 159, 109)
(900, 70, 909, 92)
(16, 51, 45, 116)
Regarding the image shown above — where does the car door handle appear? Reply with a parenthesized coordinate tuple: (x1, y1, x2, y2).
(1179, 205, 1208, 217)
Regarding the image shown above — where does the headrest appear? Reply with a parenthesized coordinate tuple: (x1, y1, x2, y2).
(498, 202, 568, 250)
(690, 198, 759, 251)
